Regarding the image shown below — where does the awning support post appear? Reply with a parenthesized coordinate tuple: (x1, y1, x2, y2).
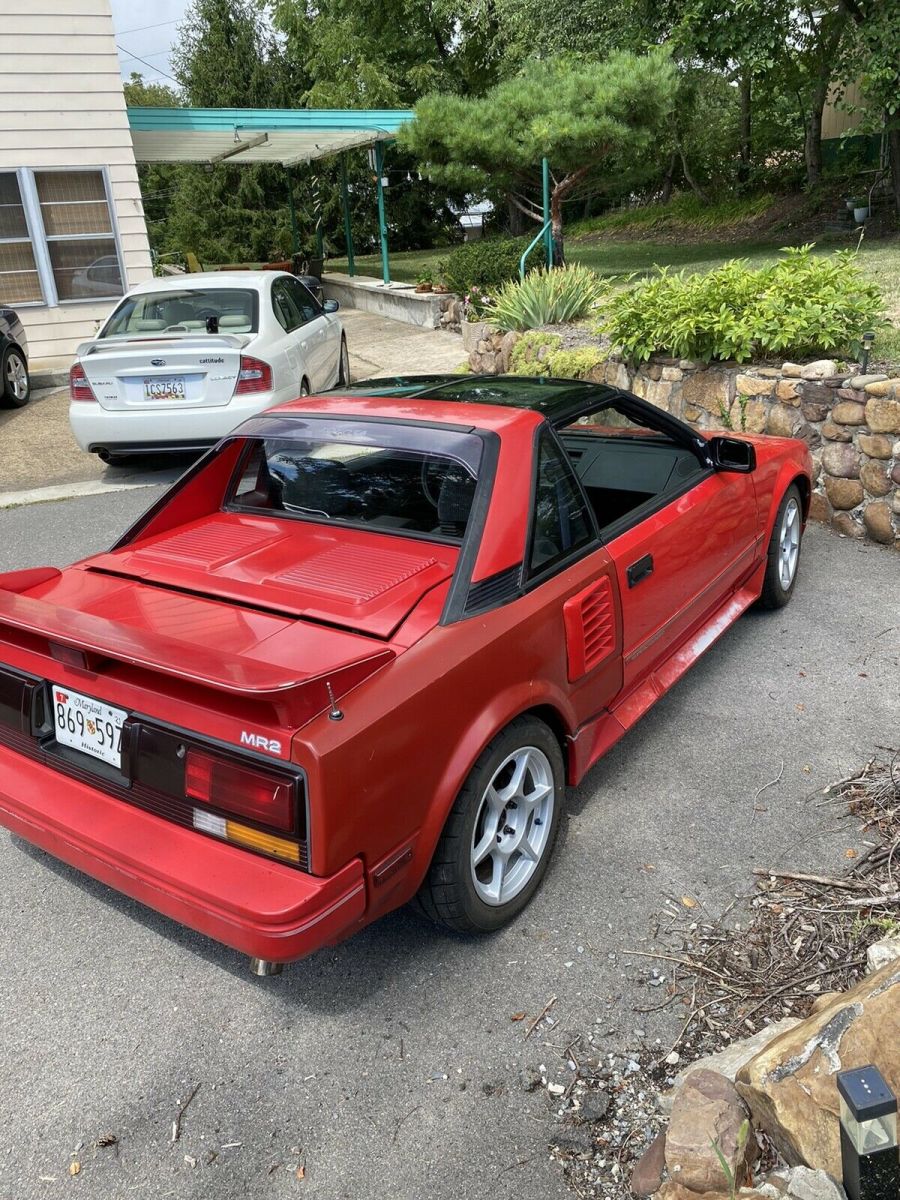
(285, 165, 300, 256)
(340, 153, 356, 277)
(542, 157, 552, 269)
(374, 141, 391, 285)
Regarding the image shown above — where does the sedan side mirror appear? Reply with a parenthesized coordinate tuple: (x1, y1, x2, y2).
(323, 299, 339, 313)
(708, 435, 756, 473)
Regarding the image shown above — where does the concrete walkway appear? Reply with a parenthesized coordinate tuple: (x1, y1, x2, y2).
(0, 309, 464, 505)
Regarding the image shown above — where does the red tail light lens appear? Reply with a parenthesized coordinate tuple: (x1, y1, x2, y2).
(185, 748, 294, 831)
(69, 363, 97, 402)
(234, 355, 273, 395)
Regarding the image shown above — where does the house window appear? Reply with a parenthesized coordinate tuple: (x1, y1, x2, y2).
(34, 171, 124, 301)
(0, 173, 43, 304)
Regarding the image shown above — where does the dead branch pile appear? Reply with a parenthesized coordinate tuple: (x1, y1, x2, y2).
(642, 753, 900, 1064)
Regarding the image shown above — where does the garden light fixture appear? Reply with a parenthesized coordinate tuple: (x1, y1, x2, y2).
(860, 331, 876, 373)
(837, 1065, 899, 1200)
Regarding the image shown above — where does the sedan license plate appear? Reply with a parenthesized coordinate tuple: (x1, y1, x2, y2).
(51, 685, 126, 769)
(143, 376, 186, 402)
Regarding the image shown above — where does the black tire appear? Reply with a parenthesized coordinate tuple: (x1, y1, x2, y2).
(758, 484, 803, 610)
(300, 378, 310, 397)
(337, 336, 350, 386)
(417, 716, 564, 934)
(1, 344, 30, 408)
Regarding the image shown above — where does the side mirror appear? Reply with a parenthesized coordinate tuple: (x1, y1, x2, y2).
(708, 435, 756, 473)
(322, 299, 339, 313)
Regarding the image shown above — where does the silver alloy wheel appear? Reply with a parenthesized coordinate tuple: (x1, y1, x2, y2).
(5, 351, 28, 401)
(340, 340, 350, 384)
(300, 380, 310, 396)
(778, 497, 801, 590)
(470, 745, 555, 906)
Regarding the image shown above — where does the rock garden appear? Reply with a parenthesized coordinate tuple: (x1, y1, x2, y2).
(437, 239, 900, 551)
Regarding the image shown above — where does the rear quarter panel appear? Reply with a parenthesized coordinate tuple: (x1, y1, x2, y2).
(293, 549, 625, 911)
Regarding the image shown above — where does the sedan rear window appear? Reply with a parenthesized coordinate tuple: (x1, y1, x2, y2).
(100, 288, 258, 337)
(226, 417, 485, 541)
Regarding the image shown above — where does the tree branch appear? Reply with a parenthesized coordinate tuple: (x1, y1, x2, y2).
(554, 164, 592, 199)
(508, 192, 544, 223)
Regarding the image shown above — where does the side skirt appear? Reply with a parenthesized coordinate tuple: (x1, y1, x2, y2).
(568, 580, 761, 783)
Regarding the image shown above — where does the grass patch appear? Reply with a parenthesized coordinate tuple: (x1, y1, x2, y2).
(566, 193, 775, 239)
(327, 233, 900, 369)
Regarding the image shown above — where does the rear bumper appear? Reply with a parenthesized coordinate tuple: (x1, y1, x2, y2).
(68, 393, 278, 454)
(0, 745, 365, 963)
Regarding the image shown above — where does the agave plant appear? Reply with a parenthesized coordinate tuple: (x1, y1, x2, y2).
(489, 263, 606, 332)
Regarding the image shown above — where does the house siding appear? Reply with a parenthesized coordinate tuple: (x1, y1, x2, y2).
(0, 0, 153, 374)
(822, 81, 865, 141)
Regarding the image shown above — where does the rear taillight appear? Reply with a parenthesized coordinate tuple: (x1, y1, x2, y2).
(233, 355, 273, 395)
(185, 747, 294, 832)
(69, 363, 97, 402)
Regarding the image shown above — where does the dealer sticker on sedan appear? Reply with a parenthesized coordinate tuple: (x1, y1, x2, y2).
(52, 685, 126, 769)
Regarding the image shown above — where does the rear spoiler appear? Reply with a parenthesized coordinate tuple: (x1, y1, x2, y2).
(0, 584, 392, 722)
(75, 333, 250, 356)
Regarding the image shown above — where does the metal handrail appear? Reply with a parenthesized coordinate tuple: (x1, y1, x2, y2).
(520, 220, 552, 280)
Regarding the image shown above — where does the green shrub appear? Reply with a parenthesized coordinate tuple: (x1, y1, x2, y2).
(488, 264, 606, 332)
(438, 237, 528, 296)
(509, 331, 562, 373)
(545, 346, 606, 379)
(604, 245, 885, 364)
(508, 332, 606, 379)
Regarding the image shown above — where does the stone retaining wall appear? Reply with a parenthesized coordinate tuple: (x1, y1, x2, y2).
(467, 329, 900, 549)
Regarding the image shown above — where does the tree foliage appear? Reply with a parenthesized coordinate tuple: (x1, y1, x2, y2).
(399, 51, 677, 260)
(135, 0, 900, 262)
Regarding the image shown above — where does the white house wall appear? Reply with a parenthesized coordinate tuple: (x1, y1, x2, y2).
(0, 0, 153, 374)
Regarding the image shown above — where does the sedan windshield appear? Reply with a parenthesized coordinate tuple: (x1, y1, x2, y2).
(226, 417, 485, 541)
(100, 288, 258, 337)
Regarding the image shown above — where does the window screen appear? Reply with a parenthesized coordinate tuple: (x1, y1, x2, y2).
(529, 430, 595, 574)
(34, 171, 123, 301)
(0, 174, 43, 304)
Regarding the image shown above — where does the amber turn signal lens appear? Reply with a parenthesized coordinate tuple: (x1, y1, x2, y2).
(225, 821, 300, 863)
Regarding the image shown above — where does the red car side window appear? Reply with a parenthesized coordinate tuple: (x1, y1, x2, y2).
(528, 430, 594, 575)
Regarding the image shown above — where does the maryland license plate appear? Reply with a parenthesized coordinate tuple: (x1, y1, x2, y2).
(51, 685, 126, 769)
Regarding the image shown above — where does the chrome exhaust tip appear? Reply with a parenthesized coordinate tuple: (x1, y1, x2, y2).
(249, 957, 283, 976)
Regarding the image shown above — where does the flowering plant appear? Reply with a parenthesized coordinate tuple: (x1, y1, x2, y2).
(463, 285, 493, 322)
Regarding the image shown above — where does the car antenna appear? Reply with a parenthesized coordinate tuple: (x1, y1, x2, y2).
(325, 682, 344, 722)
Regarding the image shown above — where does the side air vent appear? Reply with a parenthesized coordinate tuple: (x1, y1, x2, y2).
(563, 575, 616, 681)
(464, 564, 522, 614)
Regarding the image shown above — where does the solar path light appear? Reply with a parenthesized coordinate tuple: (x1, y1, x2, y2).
(836, 1065, 899, 1200)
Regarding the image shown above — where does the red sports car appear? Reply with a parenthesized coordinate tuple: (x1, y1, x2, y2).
(0, 376, 811, 973)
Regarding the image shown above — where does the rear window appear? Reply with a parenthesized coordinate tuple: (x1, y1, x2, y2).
(100, 288, 258, 337)
(226, 418, 484, 541)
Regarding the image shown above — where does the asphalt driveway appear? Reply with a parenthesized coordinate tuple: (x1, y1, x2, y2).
(0, 310, 465, 500)
(0, 493, 897, 1200)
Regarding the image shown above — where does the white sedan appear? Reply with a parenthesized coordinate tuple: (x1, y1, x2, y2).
(69, 271, 349, 463)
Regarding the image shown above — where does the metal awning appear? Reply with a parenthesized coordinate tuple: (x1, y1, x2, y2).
(127, 107, 414, 166)
(127, 107, 416, 284)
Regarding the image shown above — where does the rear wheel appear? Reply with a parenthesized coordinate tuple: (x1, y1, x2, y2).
(300, 377, 310, 397)
(1, 345, 29, 408)
(417, 717, 564, 933)
(337, 336, 350, 386)
(758, 484, 803, 609)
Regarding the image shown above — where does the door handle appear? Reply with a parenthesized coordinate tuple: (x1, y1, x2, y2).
(627, 554, 654, 588)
